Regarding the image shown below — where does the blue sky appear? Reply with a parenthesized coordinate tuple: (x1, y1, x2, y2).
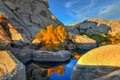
(48, 0, 120, 25)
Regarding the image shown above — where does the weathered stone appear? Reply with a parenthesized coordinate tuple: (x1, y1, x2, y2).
(67, 19, 120, 36)
(12, 40, 29, 48)
(0, 43, 11, 50)
(7, 23, 24, 41)
(11, 48, 33, 64)
(30, 44, 41, 50)
(0, 51, 26, 80)
(33, 50, 71, 62)
(77, 45, 120, 66)
(71, 65, 120, 80)
(0, 25, 10, 43)
(71, 45, 120, 80)
(10, 47, 72, 64)
(69, 33, 97, 50)
(30, 16, 40, 24)
(26, 63, 49, 80)
(66, 26, 79, 34)
(59, 39, 77, 51)
(4, 1, 17, 10)
(0, 0, 63, 43)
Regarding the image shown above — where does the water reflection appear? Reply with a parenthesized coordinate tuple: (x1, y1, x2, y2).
(31, 57, 79, 80)
(32, 60, 70, 68)
(47, 65, 64, 77)
(72, 54, 82, 60)
(50, 60, 77, 80)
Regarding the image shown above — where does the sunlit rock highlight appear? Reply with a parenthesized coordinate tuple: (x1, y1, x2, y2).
(78, 45, 120, 66)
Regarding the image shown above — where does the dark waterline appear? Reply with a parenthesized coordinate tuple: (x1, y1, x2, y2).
(50, 60, 77, 80)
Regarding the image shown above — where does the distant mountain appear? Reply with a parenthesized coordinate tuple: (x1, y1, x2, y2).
(67, 19, 120, 36)
(68, 22, 81, 27)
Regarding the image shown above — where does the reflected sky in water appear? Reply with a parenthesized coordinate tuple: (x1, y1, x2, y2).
(50, 60, 77, 80)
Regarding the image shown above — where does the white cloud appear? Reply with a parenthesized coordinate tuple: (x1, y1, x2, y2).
(65, 0, 80, 8)
(98, 3, 120, 20)
(82, 0, 97, 10)
(67, 11, 88, 21)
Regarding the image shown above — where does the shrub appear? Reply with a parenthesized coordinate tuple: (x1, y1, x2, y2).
(89, 33, 110, 45)
(79, 32, 88, 35)
(89, 33, 120, 45)
(35, 24, 68, 50)
(109, 33, 120, 44)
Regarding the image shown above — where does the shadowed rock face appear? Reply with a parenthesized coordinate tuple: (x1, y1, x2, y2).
(0, 0, 63, 43)
(67, 19, 120, 36)
(71, 65, 120, 80)
(68, 33, 97, 50)
(0, 13, 8, 24)
(0, 13, 11, 45)
(71, 45, 120, 80)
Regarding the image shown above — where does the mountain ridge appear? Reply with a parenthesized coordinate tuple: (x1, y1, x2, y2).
(67, 18, 120, 36)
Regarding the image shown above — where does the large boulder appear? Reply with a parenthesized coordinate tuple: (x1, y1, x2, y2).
(33, 50, 71, 62)
(26, 63, 49, 80)
(0, 51, 26, 80)
(0, 0, 63, 43)
(69, 33, 97, 50)
(11, 48, 71, 64)
(71, 45, 120, 80)
(11, 48, 33, 64)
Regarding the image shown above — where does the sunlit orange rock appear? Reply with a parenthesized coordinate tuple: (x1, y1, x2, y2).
(7, 23, 23, 41)
(0, 13, 10, 44)
(51, 15, 56, 20)
(68, 22, 81, 27)
(32, 39, 41, 44)
(78, 45, 120, 66)
(0, 13, 23, 42)
(70, 34, 96, 44)
(0, 51, 16, 78)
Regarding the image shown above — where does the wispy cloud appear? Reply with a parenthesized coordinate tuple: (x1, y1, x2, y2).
(98, 2, 120, 20)
(65, 0, 120, 22)
(67, 12, 88, 21)
(65, 0, 80, 8)
(65, 0, 97, 21)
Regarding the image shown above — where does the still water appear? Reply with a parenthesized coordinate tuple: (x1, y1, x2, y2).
(50, 60, 77, 80)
